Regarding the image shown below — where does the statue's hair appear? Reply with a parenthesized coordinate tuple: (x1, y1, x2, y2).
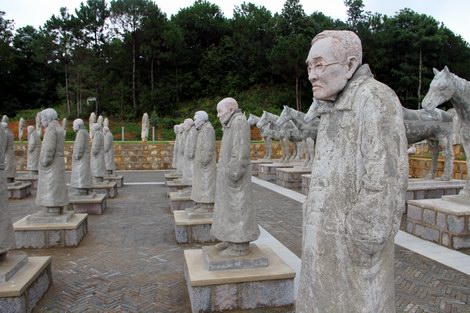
(218, 97, 239, 111)
(194, 110, 209, 122)
(184, 118, 194, 127)
(311, 30, 362, 65)
(41, 108, 58, 122)
(91, 123, 101, 131)
(73, 119, 84, 129)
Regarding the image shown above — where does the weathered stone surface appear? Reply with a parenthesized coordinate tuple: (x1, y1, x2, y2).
(202, 245, 268, 271)
(15, 231, 45, 249)
(239, 279, 294, 309)
(214, 284, 238, 311)
(447, 215, 465, 233)
(423, 209, 436, 225)
(407, 205, 423, 220)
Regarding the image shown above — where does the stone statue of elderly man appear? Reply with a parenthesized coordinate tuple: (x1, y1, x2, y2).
(210, 97, 259, 257)
(297, 30, 408, 313)
(0, 123, 15, 261)
(103, 126, 116, 175)
(181, 118, 197, 185)
(70, 119, 93, 195)
(176, 123, 185, 175)
(172, 124, 181, 170)
(90, 123, 106, 182)
(36, 108, 69, 212)
(189, 111, 216, 213)
(1, 121, 16, 182)
(141, 113, 149, 142)
(27, 125, 40, 176)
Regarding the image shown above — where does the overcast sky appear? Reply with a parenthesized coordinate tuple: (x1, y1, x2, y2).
(2, 0, 470, 43)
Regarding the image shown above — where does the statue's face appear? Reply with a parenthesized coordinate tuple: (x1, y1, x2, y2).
(194, 112, 206, 129)
(217, 103, 232, 125)
(183, 120, 193, 130)
(40, 114, 50, 128)
(307, 37, 350, 102)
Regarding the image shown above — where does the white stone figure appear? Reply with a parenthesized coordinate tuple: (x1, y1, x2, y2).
(0, 124, 15, 260)
(210, 98, 260, 257)
(1, 115, 7, 123)
(247, 114, 273, 160)
(62, 117, 68, 139)
(172, 125, 180, 169)
(97, 115, 103, 126)
(35, 111, 42, 139)
(27, 126, 40, 175)
(181, 118, 197, 185)
(447, 108, 462, 145)
(2, 121, 16, 182)
(89, 112, 97, 140)
(103, 126, 116, 175)
(176, 123, 185, 175)
(90, 123, 106, 181)
(190, 111, 216, 212)
(70, 119, 93, 194)
(103, 117, 109, 129)
(19, 117, 25, 141)
(141, 113, 149, 142)
(297, 31, 408, 313)
(36, 108, 70, 209)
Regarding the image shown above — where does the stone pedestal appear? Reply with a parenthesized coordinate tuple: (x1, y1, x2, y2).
(165, 172, 182, 182)
(166, 180, 192, 196)
(104, 175, 124, 187)
(184, 244, 295, 313)
(406, 179, 466, 201)
(16, 175, 38, 189)
(169, 192, 195, 213)
(276, 167, 311, 189)
(13, 213, 88, 249)
(174, 211, 216, 244)
(93, 182, 118, 198)
(250, 159, 274, 176)
(7, 182, 32, 199)
(0, 255, 52, 313)
(258, 163, 295, 181)
(301, 174, 311, 195)
(70, 193, 107, 215)
(406, 197, 470, 249)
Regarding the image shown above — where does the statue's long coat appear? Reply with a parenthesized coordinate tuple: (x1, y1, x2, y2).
(0, 126, 14, 254)
(104, 131, 116, 171)
(36, 120, 69, 207)
(91, 130, 106, 178)
(70, 128, 93, 189)
(296, 65, 408, 313)
(211, 111, 259, 243)
(181, 126, 197, 185)
(190, 121, 216, 203)
(27, 130, 40, 171)
(172, 132, 180, 169)
(177, 130, 186, 175)
(4, 128, 16, 179)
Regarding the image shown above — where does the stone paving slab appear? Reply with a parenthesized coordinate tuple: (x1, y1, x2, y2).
(4, 170, 470, 312)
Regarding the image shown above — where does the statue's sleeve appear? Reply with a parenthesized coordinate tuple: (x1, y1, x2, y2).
(74, 131, 86, 159)
(187, 129, 197, 160)
(41, 127, 57, 167)
(92, 135, 101, 155)
(28, 134, 36, 152)
(346, 90, 406, 257)
(227, 117, 250, 182)
(200, 126, 215, 167)
(104, 134, 111, 152)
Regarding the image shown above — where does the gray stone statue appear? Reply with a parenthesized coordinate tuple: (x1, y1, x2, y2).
(35, 111, 42, 139)
(141, 113, 149, 142)
(172, 124, 181, 170)
(70, 119, 93, 194)
(297, 30, 408, 313)
(90, 123, 106, 181)
(62, 117, 68, 138)
(176, 123, 185, 175)
(97, 115, 103, 126)
(2, 121, 16, 182)
(103, 126, 116, 175)
(19, 117, 25, 141)
(103, 117, 109, 129)
(189, 111, 216, 213)
(36, 108, 70, 211)
(1, 115, 7, 123)
(0, 124, 15, 260)
(89, 112, 97, 140)
(210, 97, 259, 256)
(27, 125, 40, 175)
(181, 118, 197, 185)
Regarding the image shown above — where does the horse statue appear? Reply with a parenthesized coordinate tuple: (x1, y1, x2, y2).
(277, 103, 320, 168)
(248, 114, 272, 160)
(257, 112, 302, 163)
(422, 66, 470, 195)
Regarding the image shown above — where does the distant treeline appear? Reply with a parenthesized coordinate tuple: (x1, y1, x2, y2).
(1, 0, 469, 125)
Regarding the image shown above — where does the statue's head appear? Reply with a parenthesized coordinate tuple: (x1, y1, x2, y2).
(97, 115, 103, 125)
(217, 97, 238, 126)
(178, 123, 185, 133)
(173, 124, 179, 133)
(183, 118, 194, 131)
(40, 108, 58, 128)
(73, 119, 84, 132)
(307, 30, 361, 102)
(103, 126, 110, 134)
(1, 115, 8, 124)
(91, 123, 102, 133)
(27, 125, 35, 136)
(194, 111, 208, 129)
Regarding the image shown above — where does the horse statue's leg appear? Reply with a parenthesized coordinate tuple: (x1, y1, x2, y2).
(289, 139, 296, 161)
(264, 137, 272, 160)
(425, 140, 439, 180)
(305, 137, 315, 168)
(439, 135, 454, 181)
(281, 137, 289, 163)
(294, 141, 302, 160)
(459, 138, 470, 197)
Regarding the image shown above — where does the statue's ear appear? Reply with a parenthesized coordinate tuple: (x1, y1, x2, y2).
(443, 65, 450, 73)
(433, 68, 439, 75)
(345, 56, 360, 79)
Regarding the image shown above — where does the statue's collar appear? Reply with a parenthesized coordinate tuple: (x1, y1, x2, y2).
(224, 109, 242, 128)
(316, 64, 372, 114)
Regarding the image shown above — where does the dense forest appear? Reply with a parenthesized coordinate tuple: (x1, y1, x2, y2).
(1, 0, 470, 133)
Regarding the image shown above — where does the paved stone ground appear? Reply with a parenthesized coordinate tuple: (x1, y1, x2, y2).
(5, 171, 470, 312)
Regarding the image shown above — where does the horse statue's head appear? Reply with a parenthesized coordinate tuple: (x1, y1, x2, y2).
(422, 66, 455, 111)
(304, 99, 321, 123)
(247, 114, 259, 126)
(257, 111, 269, 129)
(276, 105, 293, 127)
